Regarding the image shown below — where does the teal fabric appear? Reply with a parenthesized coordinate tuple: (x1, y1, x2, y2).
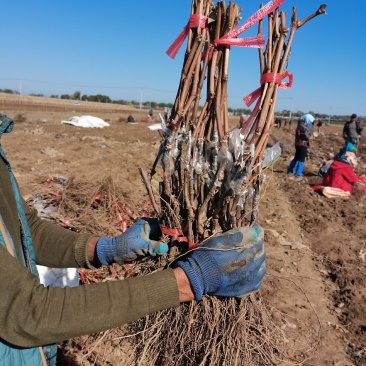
(0, 342, 44, 366)
(0, 114, 56, 366)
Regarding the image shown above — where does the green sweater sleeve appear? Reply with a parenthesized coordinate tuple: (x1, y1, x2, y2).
(0, 245, 179, 347)
(0, 158, 180, 347)
(23, 200, 95, 269)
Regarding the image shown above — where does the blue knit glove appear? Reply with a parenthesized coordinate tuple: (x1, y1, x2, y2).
(96, 218, 168, 265)
(174, 226, 266, 300)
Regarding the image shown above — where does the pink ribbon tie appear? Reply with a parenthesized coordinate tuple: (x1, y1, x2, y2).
(166, 14, 208, 59)
(244, 70, 293, 108)
(240, 70, 293, 136)
(167, 0, 286, 59)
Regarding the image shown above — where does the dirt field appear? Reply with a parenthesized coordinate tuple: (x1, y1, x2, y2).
(1, 94, 365, 365)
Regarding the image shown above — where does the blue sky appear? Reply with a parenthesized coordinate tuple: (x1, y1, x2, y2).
(0, 1, 364, 117)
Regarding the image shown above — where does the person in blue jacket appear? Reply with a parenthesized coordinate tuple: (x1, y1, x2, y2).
(287, 113, 314, 177)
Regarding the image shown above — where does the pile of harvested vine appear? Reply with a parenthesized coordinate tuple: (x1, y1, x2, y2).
(27, 175, 147, 237)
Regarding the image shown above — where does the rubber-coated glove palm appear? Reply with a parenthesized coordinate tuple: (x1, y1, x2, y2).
(174, 225, 266, 300)
(96, 218, 168, 265)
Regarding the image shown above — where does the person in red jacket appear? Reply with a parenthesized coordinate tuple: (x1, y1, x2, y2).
(322, 152, 364, 192)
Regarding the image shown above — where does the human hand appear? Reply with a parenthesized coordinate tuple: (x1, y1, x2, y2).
(173, 226, 266, 300)
(96, 218, 168, 265)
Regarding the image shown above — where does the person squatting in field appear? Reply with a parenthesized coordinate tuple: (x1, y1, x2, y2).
(322, 150, 366, 195)
(318, 142, 355, 178)
(0, 114, 266, 366)
(127, 114, 136, 124)
(287, 113, 315, 177)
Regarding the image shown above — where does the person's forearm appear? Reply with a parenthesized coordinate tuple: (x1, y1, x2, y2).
(173, 267, 194, 302)
(0, 247, 180, 347)
(24, 200, 95, 268)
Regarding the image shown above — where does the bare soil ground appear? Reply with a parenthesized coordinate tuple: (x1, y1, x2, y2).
(1, 94, 365, 365)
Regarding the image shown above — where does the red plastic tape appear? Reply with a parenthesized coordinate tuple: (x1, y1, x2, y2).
(166, 14, 208, 59)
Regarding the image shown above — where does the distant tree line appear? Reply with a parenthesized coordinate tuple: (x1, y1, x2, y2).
(50, 90, 175, 109)
(0, 88, 361, 121)
(275, 109, 355, 122)
(0, 88, 20, 95)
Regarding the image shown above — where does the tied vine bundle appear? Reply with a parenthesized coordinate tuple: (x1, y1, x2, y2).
(143, 0, 253, 248)
(141, 0, 326, 247)
(132, 1, 327, 365)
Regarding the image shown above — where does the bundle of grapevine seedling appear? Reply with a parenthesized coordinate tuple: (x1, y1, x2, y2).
(141, 0, 326, 243)
(133, 1, 327, 365)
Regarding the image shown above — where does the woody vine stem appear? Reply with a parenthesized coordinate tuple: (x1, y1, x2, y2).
(140, 0, 326, 250)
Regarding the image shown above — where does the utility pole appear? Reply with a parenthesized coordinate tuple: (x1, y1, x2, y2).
(328, 107, 332, 125)
(289, 97, 294, 121)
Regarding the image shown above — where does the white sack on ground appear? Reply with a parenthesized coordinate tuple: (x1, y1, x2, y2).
(148, 123, 163, 131)
(61, 115, 110, 128)
(33, 196, 80, 288)
(147, 112, 167, 130)
(37, 266, 79, 288)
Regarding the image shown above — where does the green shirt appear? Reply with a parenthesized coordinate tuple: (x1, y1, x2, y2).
(0, 154, 179, 348)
